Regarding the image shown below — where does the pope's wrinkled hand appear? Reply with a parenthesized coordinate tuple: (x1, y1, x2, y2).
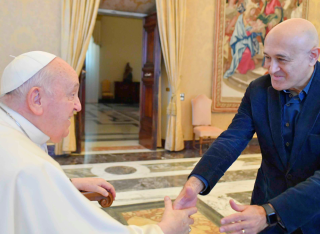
(158, 196, 197, 234)
(70, 177, 116, 199)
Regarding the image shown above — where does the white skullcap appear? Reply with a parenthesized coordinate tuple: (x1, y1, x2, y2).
(0, 51, 56, 96)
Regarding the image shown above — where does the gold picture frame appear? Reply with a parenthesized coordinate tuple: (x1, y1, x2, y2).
(212, 0, 309, 112)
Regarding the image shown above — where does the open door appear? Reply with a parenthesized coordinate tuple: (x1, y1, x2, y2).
(139, 12, 161, 150)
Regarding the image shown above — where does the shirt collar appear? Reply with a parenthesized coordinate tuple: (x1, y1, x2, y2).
(302, 64, 316, 94)
(283, 63, 317, 97)
(0, 103, 50, 146)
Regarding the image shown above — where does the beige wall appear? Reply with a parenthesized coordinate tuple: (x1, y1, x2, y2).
(178, 0, 234, 141)
(99, 15, 143, 96)
(0, 0, 61, 74)
(175, 0, 320, 141)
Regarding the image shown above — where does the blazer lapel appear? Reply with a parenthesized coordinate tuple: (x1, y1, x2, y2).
(268, 86, 287, 170)
(290, 64, 320, 169)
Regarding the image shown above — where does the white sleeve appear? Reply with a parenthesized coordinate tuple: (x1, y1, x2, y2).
(14, 161, 164, 234)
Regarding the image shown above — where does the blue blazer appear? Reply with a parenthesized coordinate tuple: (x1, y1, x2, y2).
(191, 61, 320, 233)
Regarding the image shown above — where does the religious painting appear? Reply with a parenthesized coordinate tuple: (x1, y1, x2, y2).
(212, 0, 308, 112)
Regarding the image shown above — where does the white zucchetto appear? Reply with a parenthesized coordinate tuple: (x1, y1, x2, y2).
(1, 51, 56, 96)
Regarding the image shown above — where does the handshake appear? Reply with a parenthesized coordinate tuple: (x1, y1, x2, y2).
(74, 176, 267, 234)
(157, 177, 203, 234)
(159, 176, 269, 234)
(72, 176, 202, 234)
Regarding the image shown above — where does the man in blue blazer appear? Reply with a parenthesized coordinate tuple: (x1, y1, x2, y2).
(174, 18, 320, 234)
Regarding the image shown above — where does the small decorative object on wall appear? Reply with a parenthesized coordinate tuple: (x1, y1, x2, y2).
(212, 0, 308, 112)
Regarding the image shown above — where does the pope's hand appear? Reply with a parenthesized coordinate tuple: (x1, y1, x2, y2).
(173, 176, 204, 210)
(70, 177, 116, 199)
(158, 196, 197, 234)
(219, 199, 268, 234)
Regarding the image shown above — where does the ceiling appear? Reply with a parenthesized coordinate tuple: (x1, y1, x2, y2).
(99, 0, 156, 14)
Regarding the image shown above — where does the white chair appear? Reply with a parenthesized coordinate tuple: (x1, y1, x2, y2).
(191, 94, 224, 155)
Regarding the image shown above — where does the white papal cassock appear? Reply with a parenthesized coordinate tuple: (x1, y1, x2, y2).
(0, 103, 163, 234)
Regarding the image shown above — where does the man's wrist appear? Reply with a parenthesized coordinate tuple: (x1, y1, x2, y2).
(261, 203, 278, 226)
(261, 203, 286, 230)
(188, 176, 205, 194)
(268, 203, 286, 230)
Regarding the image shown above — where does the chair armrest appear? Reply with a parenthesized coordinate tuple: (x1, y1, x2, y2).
(81, 191, 114, 208)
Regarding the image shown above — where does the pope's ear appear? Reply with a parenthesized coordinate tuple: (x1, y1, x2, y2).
(27, 87, 44, 116)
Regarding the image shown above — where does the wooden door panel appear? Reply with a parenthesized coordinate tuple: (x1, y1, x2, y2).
(147, 32, 155, 63)
(143, 78, 154, 118)
(139, 12, 161, 150)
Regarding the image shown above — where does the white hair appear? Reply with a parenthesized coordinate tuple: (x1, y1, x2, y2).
(0, 64, 56, 104)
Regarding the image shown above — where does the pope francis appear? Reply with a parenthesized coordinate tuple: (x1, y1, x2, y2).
(0, 51, 196, 234)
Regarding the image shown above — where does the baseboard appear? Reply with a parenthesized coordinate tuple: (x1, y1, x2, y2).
(161, 138, 260, 150)
(161, 139, 210, 150)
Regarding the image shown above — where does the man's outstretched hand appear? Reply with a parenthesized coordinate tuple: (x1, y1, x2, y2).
(173, 176, 204, 210)
(219, 199, 268, 234)
(70, 177, 116, 199)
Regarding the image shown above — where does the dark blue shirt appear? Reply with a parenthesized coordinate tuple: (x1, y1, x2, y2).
(281, 65, 316, 164)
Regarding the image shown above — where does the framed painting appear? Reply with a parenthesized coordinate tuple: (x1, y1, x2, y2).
(212, 0, 309, 112)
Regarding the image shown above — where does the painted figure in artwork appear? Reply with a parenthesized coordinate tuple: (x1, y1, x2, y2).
(213, 0, 307, 111)
(224, 4, 265, 78)
(223, 0, 289, 80)
(257, 0, 283, 35)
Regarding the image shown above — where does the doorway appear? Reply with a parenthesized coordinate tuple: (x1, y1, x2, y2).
(82, 11, 161, 154)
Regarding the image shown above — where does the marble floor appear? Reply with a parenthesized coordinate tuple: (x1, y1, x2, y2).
(53, 103, 262, 233)
(55, 149, 261, 233)
(82, 103, 162, 154)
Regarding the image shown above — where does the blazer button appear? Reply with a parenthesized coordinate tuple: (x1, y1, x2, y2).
(286, 174, 292, 180)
